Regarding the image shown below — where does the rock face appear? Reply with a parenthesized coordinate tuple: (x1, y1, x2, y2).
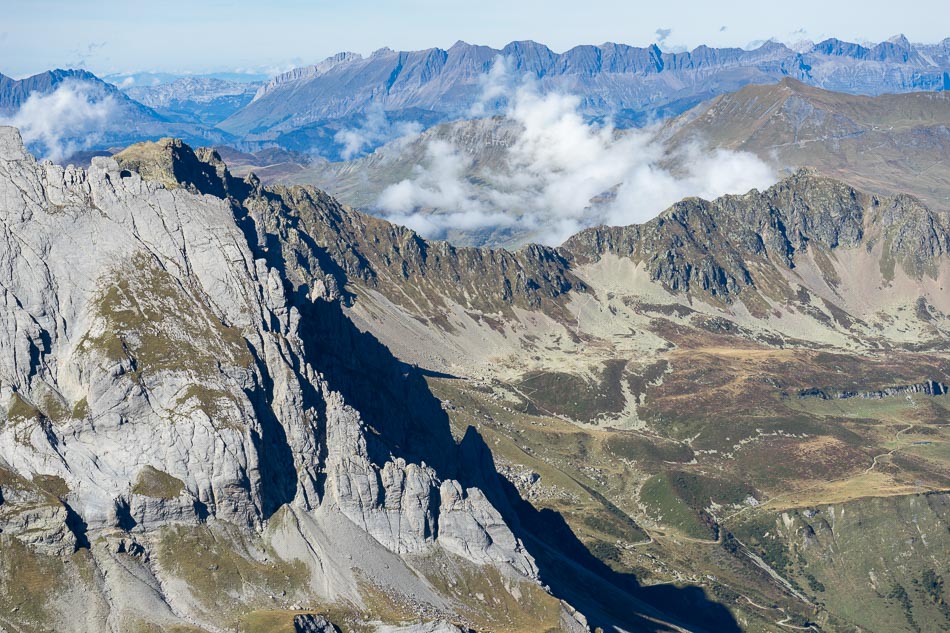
(0, 126, 541, 632)
(799, 380, 948, 400)
(560, 168, 950, 305)
(321, 398, 537, 573)
(293, 614, 340, 632)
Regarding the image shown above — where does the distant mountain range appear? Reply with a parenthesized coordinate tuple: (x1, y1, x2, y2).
(2, 35, 948, 161)
(124, 77, 263, 125)
(102, 70, 270, 87)
(217, 35, 950, 156)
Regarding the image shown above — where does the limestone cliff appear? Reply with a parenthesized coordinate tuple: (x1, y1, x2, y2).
(0, 128, 550, 633)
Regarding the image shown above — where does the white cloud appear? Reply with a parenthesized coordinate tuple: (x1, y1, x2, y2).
(0, 81, 118, 163)
(333, 103, 423, 160)
(374, 64, 777, 245)
(468, 56, 515, 117)
(377, 139, 520, 237)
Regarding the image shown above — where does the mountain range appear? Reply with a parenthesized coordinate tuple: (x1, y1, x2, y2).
(216, 35, 950, 156)
(2, 35, 949, 162)
(1, 115, 948, 632)
(2, 26, 950, 633)
(124, 76, 263, 125)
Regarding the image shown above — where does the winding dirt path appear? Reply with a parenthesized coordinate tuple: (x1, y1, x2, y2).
(862, 423, 914, 475)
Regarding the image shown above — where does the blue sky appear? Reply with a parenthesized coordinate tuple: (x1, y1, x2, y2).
(3, 0, 947, 78)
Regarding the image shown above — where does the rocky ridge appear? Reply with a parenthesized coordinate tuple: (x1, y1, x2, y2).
(798, 379, 948, 400)
(168, 136, 950, 329)
(0, 127, 552, 632)
(560, 169, 950, 307)
(277, 80, 950, 249)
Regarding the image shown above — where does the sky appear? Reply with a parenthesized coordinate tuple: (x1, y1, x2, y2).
(2, 0, 948, 78)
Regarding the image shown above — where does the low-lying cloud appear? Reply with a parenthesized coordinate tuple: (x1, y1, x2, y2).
(0, 81, 117, 163)
(375, 59, 776, 245)
(334, 103, 423, 160)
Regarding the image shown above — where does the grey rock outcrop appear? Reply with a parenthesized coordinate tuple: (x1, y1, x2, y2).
(324, 394, 441, 553)
(0, 125, 538, 608)
(437, 480, 538, 577)
(322, 389, 537, 577)
(559, 601, 593, 633)
(293, 614, 340, 632)
(798, 379, 948, 400)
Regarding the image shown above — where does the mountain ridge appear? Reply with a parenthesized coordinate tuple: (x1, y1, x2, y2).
(0, 125, 580, 633)
(114, 134, 949, 348)
(3, 34, 948, 163)
(664, 77, 950, 211)
(221, 34, 950, 146)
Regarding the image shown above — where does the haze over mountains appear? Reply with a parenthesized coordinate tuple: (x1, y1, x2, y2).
(124, 77, 263, 126)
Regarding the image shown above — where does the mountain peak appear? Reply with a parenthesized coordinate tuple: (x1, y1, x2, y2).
(317, 50, 363, 70)
(113, 137, 241, 197)
(501, 39, 554, 54)
(776, 75, 811, 89)
(812, 37, 869, 58)
(870, 34, 918, 62)
(887, 33, 912, 47)
(753, 39, 793, 54)
(0, 126, 30, 162)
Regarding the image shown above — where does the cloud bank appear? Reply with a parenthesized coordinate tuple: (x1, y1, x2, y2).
(334, 103, 423, 160)
(376, 60, 776, 245)
(0, 81, 117, 162)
